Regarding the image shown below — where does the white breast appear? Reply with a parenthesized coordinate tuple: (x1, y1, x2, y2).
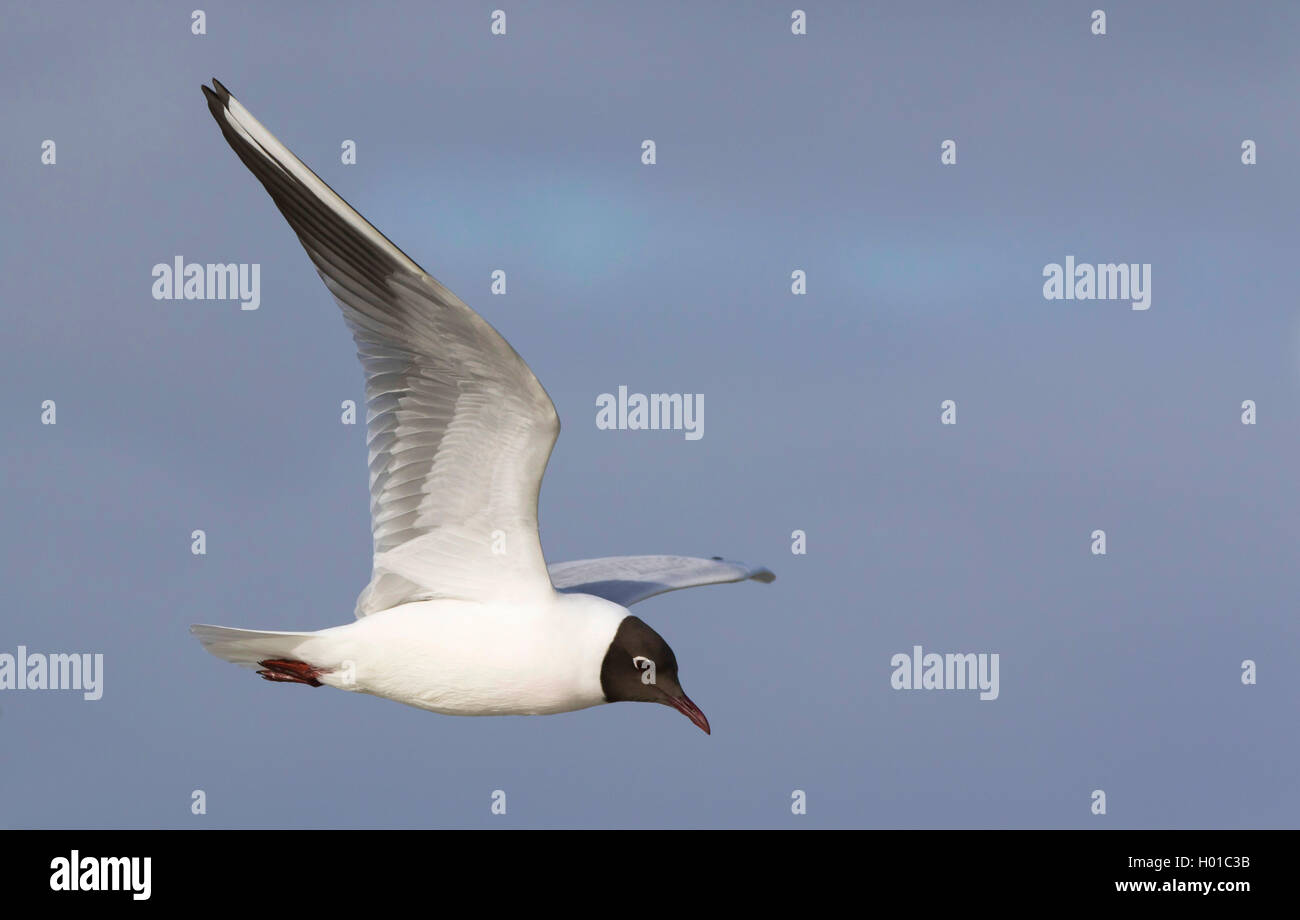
(294, 593, 626, 716)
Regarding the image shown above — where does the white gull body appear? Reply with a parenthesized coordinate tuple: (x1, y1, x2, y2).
(201, 596, 625, 716)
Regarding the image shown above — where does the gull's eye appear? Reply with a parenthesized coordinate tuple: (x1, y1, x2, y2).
(631, 655, 657, 685)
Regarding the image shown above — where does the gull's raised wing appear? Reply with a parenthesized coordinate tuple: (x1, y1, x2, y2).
(202, 79, 560, 613)
(548, 555, 775, 607)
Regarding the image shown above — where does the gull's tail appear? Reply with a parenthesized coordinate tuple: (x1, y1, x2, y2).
(190, 625, 330, 686)
(190, 624, 313, 667)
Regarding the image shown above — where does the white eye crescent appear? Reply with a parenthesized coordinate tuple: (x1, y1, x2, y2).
(631, 656, 656, 685)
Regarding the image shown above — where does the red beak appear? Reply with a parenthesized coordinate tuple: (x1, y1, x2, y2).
(668, 694, 711, 734)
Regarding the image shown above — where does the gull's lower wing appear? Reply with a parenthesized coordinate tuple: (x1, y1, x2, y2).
(548, 555, 776, 607)
(201, 79, 560, 612)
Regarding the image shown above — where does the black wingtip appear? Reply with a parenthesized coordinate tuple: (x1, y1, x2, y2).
(211, 77, 231, 101)
(200, 83, 227, 123)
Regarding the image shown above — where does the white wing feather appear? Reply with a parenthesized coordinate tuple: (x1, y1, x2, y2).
(548, 555, 775, 607)
(203, 80, 559, 613)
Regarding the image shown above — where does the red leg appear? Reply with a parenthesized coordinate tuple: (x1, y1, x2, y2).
(257, 658, 325, 687)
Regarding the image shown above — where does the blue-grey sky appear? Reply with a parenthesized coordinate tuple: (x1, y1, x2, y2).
(2, 1, 1298, 828)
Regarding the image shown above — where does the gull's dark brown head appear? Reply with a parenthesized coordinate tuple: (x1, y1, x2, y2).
(600, 615, 710, 734)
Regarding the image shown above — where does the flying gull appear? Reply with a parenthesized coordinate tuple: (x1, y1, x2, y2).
(190, 79, 774, 733)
